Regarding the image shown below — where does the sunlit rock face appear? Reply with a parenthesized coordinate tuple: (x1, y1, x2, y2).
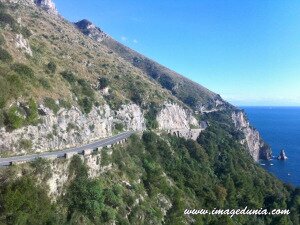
(232, 111, 272, 161)
(34, 0, 58, 15)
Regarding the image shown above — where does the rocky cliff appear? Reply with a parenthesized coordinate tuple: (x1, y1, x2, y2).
(34, 0, 58, 15)
(156, 103, 206, 140)
(232, 111, 272, 161)
(0, 103, 144, 155)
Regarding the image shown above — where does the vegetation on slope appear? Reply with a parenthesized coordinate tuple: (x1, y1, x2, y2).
(0, 122, 299, 224)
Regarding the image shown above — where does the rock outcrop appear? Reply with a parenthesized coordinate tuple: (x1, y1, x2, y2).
(75, 20, 107, 42)
(277, 149, 288, 160)
(116, 104, 146, 131)
(232, 111, 272, 161)
(156, 103, 205, 140)
(0, 103, 145, 155)
(157, 103, 198, 130)
(34, 0, 58, 15)
(15, 34, 32, 56)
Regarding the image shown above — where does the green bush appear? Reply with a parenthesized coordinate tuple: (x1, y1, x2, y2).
(158, 75, 176, 91)
(0, 48, 12, 62)
(59, 99, 71, 109)
(20, 27, 31, 38)
(39, 78, 51, 89)
(11, 63, 35, 79)
(6, 106, 25, 129)
(79, 97, 93, 114)
(26, 98, 39, 125)
(47, 61, 57, 74)
(98, 77, 109, 89)
(5, 74, 24, 97)
(65, 156, 104, 221)
(145, 102, 159, 129)
(0, 176, 56, 224)
(114, 122, 124, 132)
(19, 139, 32, 150)
(78, 79, 95, 98)
(61, 70, 76, 84)
(0, 11, 16, 28)
(184, 95, 198, 108)
(0, 33, 5, 45)
(101, 207, 116, 222)
(30, 158, 52, 181)
(44, 97, 60, 114)
(0, 110, 4, 127)
(130, 87, 143, 105)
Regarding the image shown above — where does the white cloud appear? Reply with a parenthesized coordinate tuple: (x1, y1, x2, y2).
(121, 36, 127, 42)
(133, 39, 138, 44)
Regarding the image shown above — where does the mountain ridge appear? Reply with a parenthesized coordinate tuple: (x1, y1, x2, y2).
(0, 0, 271, 161)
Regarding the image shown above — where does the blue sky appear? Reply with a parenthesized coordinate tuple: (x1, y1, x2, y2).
(54, 0, 300, 106)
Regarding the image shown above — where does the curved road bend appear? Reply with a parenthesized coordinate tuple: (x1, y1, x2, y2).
(0, 131, 135, 167)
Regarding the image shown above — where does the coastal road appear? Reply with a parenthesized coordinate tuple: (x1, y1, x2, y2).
(0, 131, 135, 167)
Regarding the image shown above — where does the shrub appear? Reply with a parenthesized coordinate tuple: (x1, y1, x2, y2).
(130, 88, 143, 105)
(0, 77, 8, 108)
(5, 74, 23, 97)
(46, 61, 56, 74)
(114, 122, 124, 132)
(30, 158, 52, 180)
(99, 77, 109, 89)
(26, 98, 39, 125)
(78, 79, 94, 98)
(158, 75, 175, 91)
(0, 110, 4, 127)
(65, 156, 104, 221)
(101, 207, 116, 222)
(59, 99, 71, 109)
(11, 63, 35, 79)
(67, 123, 78, 132)
(184, 96, 198, 108)
(19, 139, 32, 150)
(0, 33, 5, 45)
(0, 48, 12, 62)
(145, 102, 159, 129)
(5, 106, 25, 129)
(78, 97, 93, 114)
(44, 97, 60, 114)
(61, 70, 76, 84)
(39, 78, 51, 89)
(1, 176, 57, 224)
(0, 11, 16, 28)
(20, 27, 31, 38)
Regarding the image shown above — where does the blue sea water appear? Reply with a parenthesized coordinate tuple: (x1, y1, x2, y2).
(242, 107, 300, 187)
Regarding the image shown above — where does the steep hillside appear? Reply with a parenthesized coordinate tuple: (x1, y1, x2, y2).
(75, 19, 224, 113)
(0, 1, 299, 225)
(0, 0, 271, 161)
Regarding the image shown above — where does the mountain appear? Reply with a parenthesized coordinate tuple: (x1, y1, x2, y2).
(0, 1, 298, 225)
(74, 19, 272, 161)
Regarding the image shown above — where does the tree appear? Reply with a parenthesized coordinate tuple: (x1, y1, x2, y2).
(1, 176, 56, 225)
(47, 61, 57, 74)
(98, 77, 109, 89)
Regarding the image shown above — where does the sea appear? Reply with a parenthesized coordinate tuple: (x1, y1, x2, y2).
(241, 106, 300, 187)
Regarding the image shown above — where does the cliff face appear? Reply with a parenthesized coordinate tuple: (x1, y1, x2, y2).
(0, 103, 145, 155)
(34, 0, 58, 15)
(232, 111, 272, 161)
(156, 103, 206, 140)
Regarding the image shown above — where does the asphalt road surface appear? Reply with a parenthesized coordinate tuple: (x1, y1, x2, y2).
(0, 131, 135, 167)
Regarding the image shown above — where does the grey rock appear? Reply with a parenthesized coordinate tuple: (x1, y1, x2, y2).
(277, 149, 288, 160)
(232, 111, 272, 161)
